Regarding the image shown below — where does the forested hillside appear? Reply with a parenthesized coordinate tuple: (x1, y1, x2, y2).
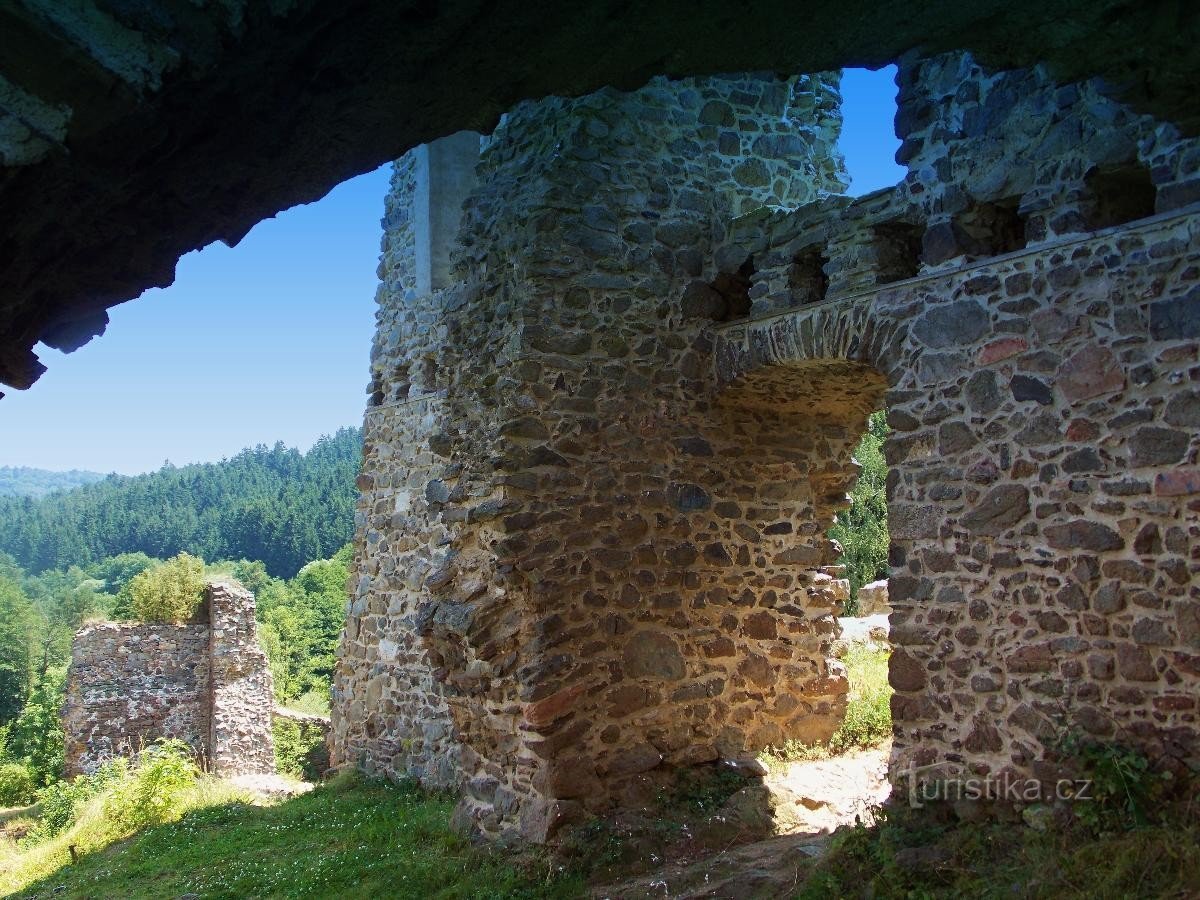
(0, 468, 104, 499)
(0, 429, 361, 578)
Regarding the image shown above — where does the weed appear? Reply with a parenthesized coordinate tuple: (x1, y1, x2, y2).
(761, 644, 892, 768)
(1056, 734, 1175, 834)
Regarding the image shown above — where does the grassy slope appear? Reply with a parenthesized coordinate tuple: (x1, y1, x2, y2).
(5, 774, 582, 900)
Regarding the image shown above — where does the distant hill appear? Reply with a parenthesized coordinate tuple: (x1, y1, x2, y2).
(0, 467, 106, 498)
(0, 428, 362, 578)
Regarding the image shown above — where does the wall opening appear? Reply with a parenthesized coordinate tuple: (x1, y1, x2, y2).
(705, 359, 893, 836)
(959, 199, 1026, 259)
(829, 410, 890, 615)
(708, 255, 756, 320)
(1081, 162, 1156, 231)
(838, 66, 905, 196)
(789, 245, 830, 306)
(873, 221, 924, 284)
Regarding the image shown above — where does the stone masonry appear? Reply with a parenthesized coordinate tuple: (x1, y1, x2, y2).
(333, 53, 1200, 841)
(63, 580, 275, 778)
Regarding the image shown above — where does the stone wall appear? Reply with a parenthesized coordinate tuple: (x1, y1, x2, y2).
(63, 623, 211, 776)
(333, 72, 850, 840)
(712, 49, 1200, 799)
(335, 51, 1200, 841)
(63, 581, 275, 778)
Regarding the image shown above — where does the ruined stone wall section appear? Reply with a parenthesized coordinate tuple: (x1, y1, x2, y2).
(64, 623, 211, 777)
(208, 581, 276, 777)
(708, 51, 1200, 319)
(334, 72, 851, 840)
(717, 207, 1200, 794)
(63, 582, 275, 778)
(894, 52, 1200, 253)
(337, 53, 1200, 843)
(700, 52, 1200, 795)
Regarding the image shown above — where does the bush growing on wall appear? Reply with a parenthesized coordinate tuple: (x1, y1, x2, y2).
(128, 553, 206, 623)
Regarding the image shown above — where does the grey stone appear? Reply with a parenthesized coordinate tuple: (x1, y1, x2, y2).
(623, 631, 685, 680)
(960, 485, 1030, 536)
(1044, 520, 1124, 551)
(1128, 426, 1189, 466)
(911, 300, 989, 348)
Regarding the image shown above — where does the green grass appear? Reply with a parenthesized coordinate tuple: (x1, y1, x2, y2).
(798, 798, 1200, 899)
(3, 773, 583, 899)
(761, 644, 892, 771)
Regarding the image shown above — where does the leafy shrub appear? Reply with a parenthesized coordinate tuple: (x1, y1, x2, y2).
(1058, 735, 1174, 833)
(273, 717, 329, 782)
(128, 553, 206, 623)
(0, 763, 36, 807)
(2, 665, 66, 786)
(26, 759, 127, 843)
(103, 740, 199, 833)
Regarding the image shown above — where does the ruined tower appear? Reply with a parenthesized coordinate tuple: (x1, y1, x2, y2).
(335, 55, 1200, 841)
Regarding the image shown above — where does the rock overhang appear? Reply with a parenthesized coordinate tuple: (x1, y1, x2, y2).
(1, 0, 1199, 393)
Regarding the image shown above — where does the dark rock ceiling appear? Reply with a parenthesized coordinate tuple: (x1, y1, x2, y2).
(1, 0, 1197, 394)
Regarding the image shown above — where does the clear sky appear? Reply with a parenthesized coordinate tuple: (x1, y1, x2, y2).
(0, 67, 901, 476)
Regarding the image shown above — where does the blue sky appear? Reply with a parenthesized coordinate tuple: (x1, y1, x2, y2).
(0, 67, 902, 475)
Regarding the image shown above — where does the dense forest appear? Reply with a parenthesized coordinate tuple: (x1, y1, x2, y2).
(0, 429, 361, 579)
(0, 469, 104, 499)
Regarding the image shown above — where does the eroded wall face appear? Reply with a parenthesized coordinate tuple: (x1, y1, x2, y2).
(337, 50, 1200, 841)
(332, 73, 852, 840)
(715, 51, 1200, 797)
(64, 623, 211, 776)
(63, 582, 275, 777)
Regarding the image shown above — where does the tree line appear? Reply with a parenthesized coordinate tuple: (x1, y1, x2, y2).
(0, 429, 362, 579)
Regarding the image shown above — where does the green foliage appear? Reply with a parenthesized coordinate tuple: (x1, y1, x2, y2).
(272, 718, 329, 782)
(660, 766, 745, 816)
(761, 645, 892, 768)
(0, 429, 361, 579)
(7, 771, 582, 899)
(3, 666, 66, 785)
(829, 644, 892, 754)
(128, 552, 206, 623)
(256, 544, 350, 704)
(828, 410, 890, 612)
(1057, 735, 1174, 834)
(0, 763, 36, 807)
(102, 740, 199, 834)
(0, 576, 35, 723)
(25, 759, 128, 844)
(88, 552, 157, 620)
(798, 789, 1200, 899)
(287, 689, 332, 717)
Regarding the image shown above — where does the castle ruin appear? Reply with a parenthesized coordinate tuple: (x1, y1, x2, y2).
(330, 52, 1200, 841)
(63, 581, 276, 778)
